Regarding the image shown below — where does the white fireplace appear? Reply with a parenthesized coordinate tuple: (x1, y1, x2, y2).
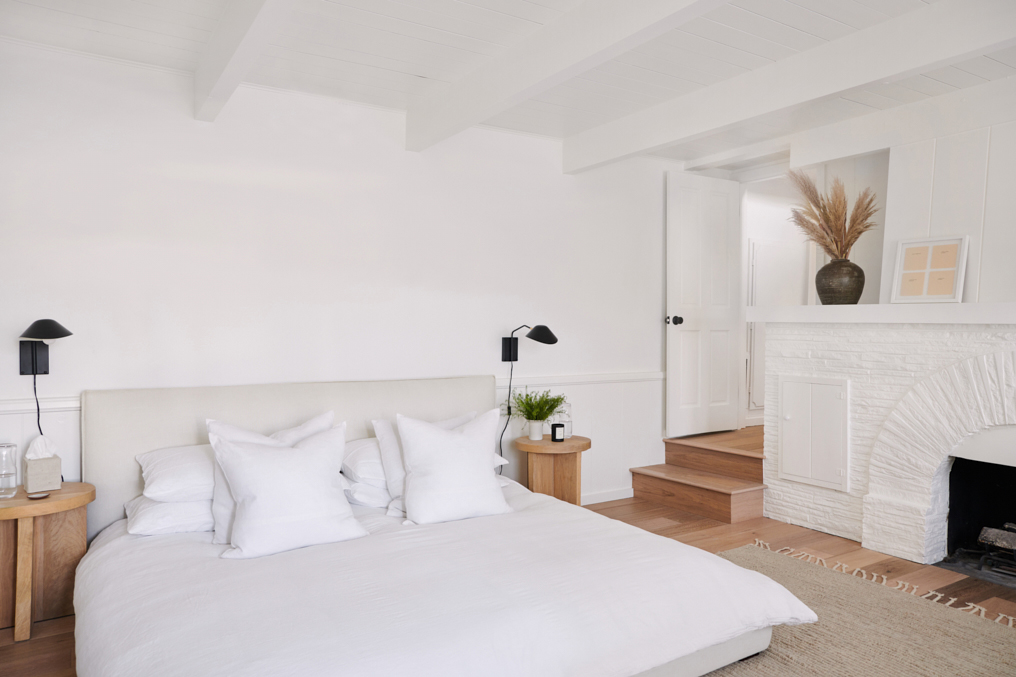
(749, 303, 1016, 564)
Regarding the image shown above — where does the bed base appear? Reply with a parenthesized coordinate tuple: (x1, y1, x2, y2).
(634, 627, 772, 676)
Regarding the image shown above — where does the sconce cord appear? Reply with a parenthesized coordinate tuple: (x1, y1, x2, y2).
(497, 360, 514, 476)
(33, 374, 42, 436)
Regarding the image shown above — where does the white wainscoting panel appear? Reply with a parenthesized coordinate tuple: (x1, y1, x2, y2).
(0, 397, 81, 485)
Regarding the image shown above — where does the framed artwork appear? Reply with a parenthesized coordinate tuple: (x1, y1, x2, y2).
(890, 236, 969, 303)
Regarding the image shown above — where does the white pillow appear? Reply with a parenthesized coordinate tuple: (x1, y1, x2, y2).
(399, 408, 512, 525)
(373, 412, 485, 499)
(384, 475, 513, 518)
(345, 481, 392, 509)
(125, 496, 213, 535)
(136, 444, 215, 502)
(213, 431, 367, 559)
(341, 438, 387, 488)
(208, 412, 335, 544)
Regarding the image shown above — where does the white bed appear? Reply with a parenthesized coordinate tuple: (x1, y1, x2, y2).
(76, 376, 815, 677)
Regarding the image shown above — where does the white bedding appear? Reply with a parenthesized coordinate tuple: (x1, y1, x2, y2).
(76, 482, 815, 677)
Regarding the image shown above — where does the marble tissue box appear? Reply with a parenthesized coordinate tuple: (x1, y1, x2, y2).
(25, 457, 62, 493)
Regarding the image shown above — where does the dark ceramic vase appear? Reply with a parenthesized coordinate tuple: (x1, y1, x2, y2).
(816, 259, 864, 305)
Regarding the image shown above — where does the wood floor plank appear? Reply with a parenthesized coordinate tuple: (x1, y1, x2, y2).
(823, 548, 895, 571)
(978, 596, 1016, 620)
(889, 565, 967, 593)
(864, 556, 927, 582)
(586, 497, 649, 513)
(937, 577, 1016, 604)
(0, 628, 74, 677)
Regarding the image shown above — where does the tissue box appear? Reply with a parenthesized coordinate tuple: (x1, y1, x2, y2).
(25, 457, 62, 493)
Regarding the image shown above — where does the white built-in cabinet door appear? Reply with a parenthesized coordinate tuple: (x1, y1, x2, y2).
(778, 376, 850, 492)
(666, 172, 742, 437)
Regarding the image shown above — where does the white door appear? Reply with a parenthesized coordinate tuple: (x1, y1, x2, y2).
(666, 172, 742, 437)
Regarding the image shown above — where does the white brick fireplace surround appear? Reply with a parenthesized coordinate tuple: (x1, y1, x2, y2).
(760, 318, 1016, 564)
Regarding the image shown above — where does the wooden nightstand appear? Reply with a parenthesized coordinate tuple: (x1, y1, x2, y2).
(0, 482, 95, 642)
(514, 435, 591, 505)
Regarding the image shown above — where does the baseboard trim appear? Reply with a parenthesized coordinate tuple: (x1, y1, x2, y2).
(581, 487, 634, 506)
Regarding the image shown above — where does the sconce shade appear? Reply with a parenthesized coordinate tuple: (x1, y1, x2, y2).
(21, 319, 72, 341)
(525, 325, 557, 345)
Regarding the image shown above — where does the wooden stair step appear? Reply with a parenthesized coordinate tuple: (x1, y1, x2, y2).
(630, 465, 765, 524)
(632, 465, 765, 494)
(664, 438, 764, 483)
(664, 435, 764, 459)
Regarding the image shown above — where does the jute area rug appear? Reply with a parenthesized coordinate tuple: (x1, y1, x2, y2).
(712, 545, 1016, 676)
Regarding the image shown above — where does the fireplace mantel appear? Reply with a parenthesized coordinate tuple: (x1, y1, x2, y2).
(748, 302, 1016, 324)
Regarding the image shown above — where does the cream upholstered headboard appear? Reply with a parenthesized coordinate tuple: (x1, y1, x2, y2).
(81, 376, 496, 541)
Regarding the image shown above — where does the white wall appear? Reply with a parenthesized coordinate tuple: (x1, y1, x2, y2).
(743, 177, 811, 307)
(880, 122, 1016, 303)
(0, 40, 673, 502)
(821, 152, 889, 305)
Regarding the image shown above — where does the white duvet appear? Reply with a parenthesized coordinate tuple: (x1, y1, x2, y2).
(75, 483, 815, 677)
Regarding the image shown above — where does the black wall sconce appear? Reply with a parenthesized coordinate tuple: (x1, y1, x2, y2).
(20, 319, 73, 435)
(20, 319, 72, 376)
(498, 324, 557, 469)
(501, 324, 557, 362)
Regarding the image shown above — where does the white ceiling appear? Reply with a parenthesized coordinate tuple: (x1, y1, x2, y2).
(3, 0, 1015, 174)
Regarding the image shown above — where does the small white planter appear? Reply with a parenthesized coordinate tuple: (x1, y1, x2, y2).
(528, 420, 544, 441)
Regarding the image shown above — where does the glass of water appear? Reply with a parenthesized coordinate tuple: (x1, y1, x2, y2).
(0, 444, 17, 499)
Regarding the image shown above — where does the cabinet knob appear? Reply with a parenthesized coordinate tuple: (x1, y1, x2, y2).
(784, 415, 791, 421)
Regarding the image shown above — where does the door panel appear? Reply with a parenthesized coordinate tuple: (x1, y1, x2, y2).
(679, 331, 700, 406)
(666, 172, 742, 437)
(811, 384, 845, 484)
(780, 381, 812, 479)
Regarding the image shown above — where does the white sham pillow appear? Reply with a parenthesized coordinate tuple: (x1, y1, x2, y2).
(373, 412, 482, 500)
(341, 438, 387, 488)
(345, 481, 392, 509)
(125, 495, 213, 535)
(213, 432, 367, 559)
(399, 408, 512, 525)
(208, 412, 335, 544)
(384, 475, 513, 518)
(136, 444, 215, 502)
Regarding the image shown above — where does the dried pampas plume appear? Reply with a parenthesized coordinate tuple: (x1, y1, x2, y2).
(788, 169, 879, 260)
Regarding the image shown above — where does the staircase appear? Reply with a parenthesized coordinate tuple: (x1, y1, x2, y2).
(630, 427, 766, 524)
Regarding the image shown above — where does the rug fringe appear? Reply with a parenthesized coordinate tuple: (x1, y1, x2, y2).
(750, 541, 1014, 628)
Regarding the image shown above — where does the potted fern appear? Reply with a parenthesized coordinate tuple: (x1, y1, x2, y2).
(511, 390, 567, 441)
(788, 169, 880, 305)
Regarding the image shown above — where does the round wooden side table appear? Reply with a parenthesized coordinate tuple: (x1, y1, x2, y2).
(0, 482, 95, 641)
(514, 435, 591, 505)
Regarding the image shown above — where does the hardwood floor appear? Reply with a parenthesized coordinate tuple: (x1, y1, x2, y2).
(0, 616, 74, 677)
(3, 426, 1013, 676)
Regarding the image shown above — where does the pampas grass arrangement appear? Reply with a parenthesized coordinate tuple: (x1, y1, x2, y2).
(788, 169, 879, 260)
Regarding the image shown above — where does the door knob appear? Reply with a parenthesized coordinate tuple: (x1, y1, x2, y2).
(671, 316, 684, 325)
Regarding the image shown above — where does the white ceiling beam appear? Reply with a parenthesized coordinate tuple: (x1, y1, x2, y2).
(563, 0, 1016, 173)
(790, 75, 1016, 168)
(404, 0, 726, 152)
(681, 137, 791, 172)
(194, 0, 297, 122)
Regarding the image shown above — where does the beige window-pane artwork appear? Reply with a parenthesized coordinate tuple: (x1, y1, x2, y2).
(891, 236, 969, 303)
